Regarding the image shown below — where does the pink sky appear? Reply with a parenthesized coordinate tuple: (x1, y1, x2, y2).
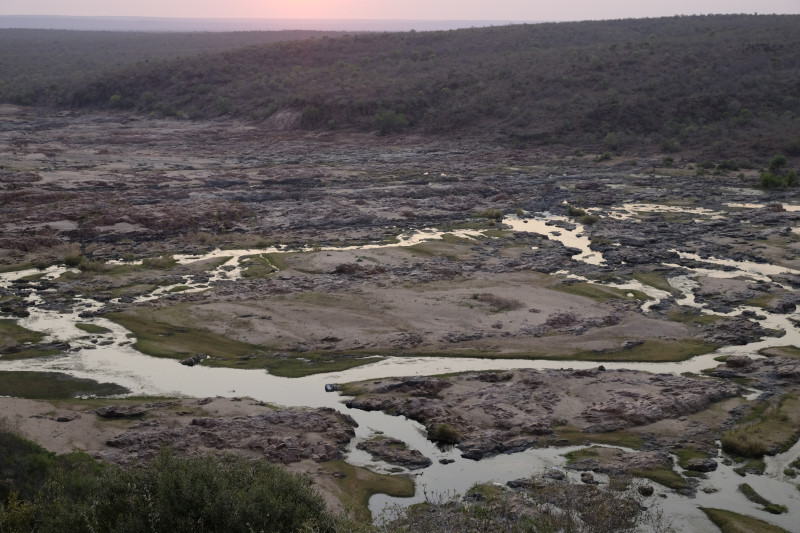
(1, 0, 798, 20)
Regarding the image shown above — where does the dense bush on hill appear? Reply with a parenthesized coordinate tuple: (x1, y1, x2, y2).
(2, 15, 800, 156)
(0, 29, 346, 106)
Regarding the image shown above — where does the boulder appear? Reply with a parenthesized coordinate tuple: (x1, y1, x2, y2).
(96, 405, 147, 418)
(180, 353, 208, 366)
(686, 458, 718, 472)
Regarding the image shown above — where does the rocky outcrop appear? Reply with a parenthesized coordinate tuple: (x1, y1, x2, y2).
(95, 402, 176, 418)
(567, 448, 673, 478)
(105, 407, 356, 465)
(356, 437, 432, 470)
(344, 369, 742, 460)
(685, 458, 718, 472)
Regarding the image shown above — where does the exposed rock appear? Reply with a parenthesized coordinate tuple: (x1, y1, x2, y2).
(767, 296, 799, 314)
(356, 437, 432, 470)
(638, 485, 655, 497)
(567, 449, 673, 478)
(345, 369, 742, 460)
(95, 405, 151, 418)
(701, 317, 778, 346)
(105, 407, 356, 465)
(685, 458, 718, 472)
(180, 353, 208, 366)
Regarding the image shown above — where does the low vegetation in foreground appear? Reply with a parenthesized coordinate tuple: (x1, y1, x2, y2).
(0, 427, 349, 533)
(0, 425, 674, 533)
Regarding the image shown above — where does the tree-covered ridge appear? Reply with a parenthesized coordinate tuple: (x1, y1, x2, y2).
(0, 28, 348, 106)
(4, 14, 800, 157)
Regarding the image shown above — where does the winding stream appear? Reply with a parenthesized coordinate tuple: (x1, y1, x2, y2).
(2, 207, 800, 531)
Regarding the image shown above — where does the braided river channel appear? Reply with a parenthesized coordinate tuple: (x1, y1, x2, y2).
(2, 207, 800, 532)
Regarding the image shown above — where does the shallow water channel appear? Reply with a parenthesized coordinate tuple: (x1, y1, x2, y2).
(2, 208, 800, 531)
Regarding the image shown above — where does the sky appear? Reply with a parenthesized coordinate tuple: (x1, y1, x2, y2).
(1, 0, 798, 21)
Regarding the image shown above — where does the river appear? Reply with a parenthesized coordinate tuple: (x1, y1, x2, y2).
(2, 207, 799, 532)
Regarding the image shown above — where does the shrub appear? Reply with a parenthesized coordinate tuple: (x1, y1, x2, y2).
(716, 159, 739, 171)
(785, 137, 800, 156)
(32, 449, 342, 533)
(63, 253, 84, 268)
(142, 254, 177, 269)
(373, 110, 409, 135)
(721, 428, 768, 457)
(77, 259, 106, 273)
(471, 209, 503, 220)
(769, 154, 787, 173)
(760, 170, 797, 188)
(473, 293, 524, 312)
(662, 156, 674, 166)
(429, 423, 461, 444)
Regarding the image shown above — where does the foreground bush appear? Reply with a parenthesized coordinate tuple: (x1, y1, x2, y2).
(0, 426, 346, 533)
(36, 450, 337, 533)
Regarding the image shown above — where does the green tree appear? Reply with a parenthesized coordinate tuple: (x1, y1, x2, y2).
(373, 111, 409, 135)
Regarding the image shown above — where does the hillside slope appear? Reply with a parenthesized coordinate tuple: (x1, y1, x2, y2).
(7, 15, 800, 156)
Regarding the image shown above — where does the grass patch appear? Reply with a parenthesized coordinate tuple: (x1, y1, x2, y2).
(440, 233, 477, 245)
(721, 394, 800, 458)
(0, 263, 32, 273)
(631, 466, 688, 491)
(562, 446, 687, 491)
(632, 271, 676, 293)
(104, 307, 381, 377)
(674, 447, 711, 469)
(758, 345, 800, 359)
(141, 254, 177, 270)
(75, 323, 112, 334)
(0, 348, 61, 360)
(738, 483, 788, 514)
(700, 508, 790, 533)
(571, 339, 718, 363)
(240, 254, 277, 279)
(319, 460, 414, 521)
(264, 253, 290, 270)
(167, 285, 191, 293)
(104, 308, 258, 362)
(0, 318, 45, 347)
(553, 424, 643, 450)
(0, 371, 129, 399)
(563, 447, 602, 463)
(745, 293, 778, 309)
(553, 281, 651, 302)
(471, 209, 504, 220)
(265, 353, 384, 378)
(668, 309, 726, 326)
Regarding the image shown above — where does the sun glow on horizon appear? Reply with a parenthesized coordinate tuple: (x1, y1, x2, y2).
(0, 0, 798, 21)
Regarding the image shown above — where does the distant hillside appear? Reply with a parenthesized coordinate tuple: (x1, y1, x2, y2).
(0, 28, 347, 106)
(6, 15, 800, 157)
(0, 15, 508, 32)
